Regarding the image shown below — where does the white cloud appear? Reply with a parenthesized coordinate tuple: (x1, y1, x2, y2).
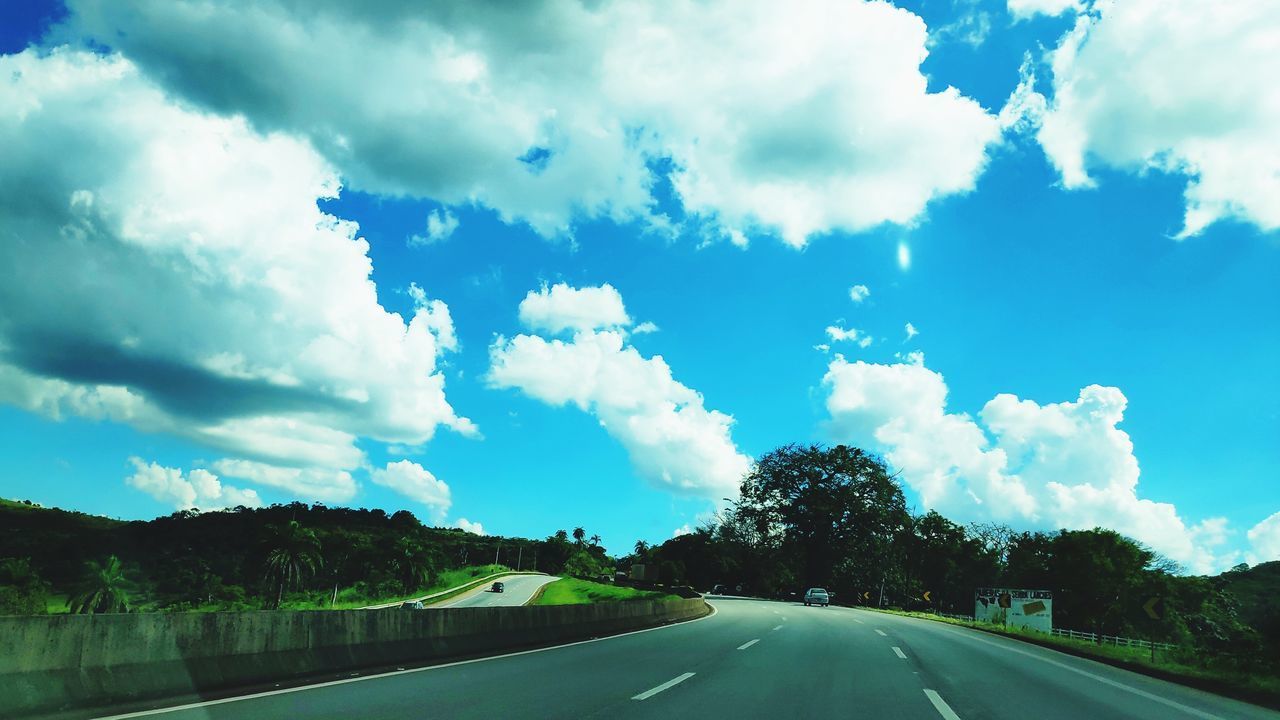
(0, 50, 472, 495)
(370, 460, 452, 520)
(822, 354, 1237, 573)
(490, 284, 751, 499)
(1007, 0, 1079, 20)
(897, 242, 911, 270)
(409, 209, 460, 246)
(848, 285, 871, 303)
(1247, 512, 1280, 564)
(455, 518, 487, 536)
(673, 524, 694, 538)
(211, 459, 357, 504)
(125, 457, 261, 511)
(932, 8, 993, 48)
(905, 322, 919, 340)
(60, 0, 1001, 247)
(632, 321, 660, 335)
(1031, 0, 1280, 237)
(826, 326, 874, 349)
(518, 283, 631, 335)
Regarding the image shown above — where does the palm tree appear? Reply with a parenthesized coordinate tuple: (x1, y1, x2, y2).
(572, 527, 586, 546)
(634, 540, 650, 556)
(589, 534, 602, 548)
(391, 537, 435, 593)
(263, 521, 322, 608)
(69, 555, 133, 614)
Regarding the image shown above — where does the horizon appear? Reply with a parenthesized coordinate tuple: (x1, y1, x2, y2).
(1, 0, 1277, 575)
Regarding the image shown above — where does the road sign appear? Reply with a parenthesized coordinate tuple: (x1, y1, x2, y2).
(1143, 596, 1164, 621)
(862, 591, 871, 602)
(922, 590, 932, 602)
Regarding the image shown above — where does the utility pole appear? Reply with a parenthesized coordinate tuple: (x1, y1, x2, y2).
(494, 542, 501, 566)
(878, 576, 886, 608)
(517, 545, 523, 571)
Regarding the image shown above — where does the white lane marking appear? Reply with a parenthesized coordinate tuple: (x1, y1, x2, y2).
(875, 629, 888, 637)
(772, 624, 783, 631)
(892, 646, 907, 659)
(773, 610, 781, 615)
(94, 604, 719, 719)
(904, 620, 1226, 720)
(632, 672, 696, 701)
(923, 689, 962, 720)
(851, 617, 865, 624)
(738, 638, 760, 650)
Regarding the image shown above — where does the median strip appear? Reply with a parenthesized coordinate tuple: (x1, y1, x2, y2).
(738, 638, 761, 650)
(923, 689, 962, 720)
(632, 672, 696, 700)
(892, 646, 907, 660)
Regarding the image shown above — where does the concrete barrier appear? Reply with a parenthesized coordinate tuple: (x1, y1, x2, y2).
(1, 598, 709, 718)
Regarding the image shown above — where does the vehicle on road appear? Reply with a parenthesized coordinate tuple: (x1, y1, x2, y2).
(399, 601, 425, 610)
(491, 581, 505, 593)
(804, 588, 829, 607)
(710, 584, 728, 595)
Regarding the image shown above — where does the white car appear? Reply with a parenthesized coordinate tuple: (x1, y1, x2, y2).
(804, 588, 829, 607)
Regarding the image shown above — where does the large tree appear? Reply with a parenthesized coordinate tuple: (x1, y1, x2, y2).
(68, 555, 133, 614)
(262, 521, 322, 608)
(735, 444, 909, 595)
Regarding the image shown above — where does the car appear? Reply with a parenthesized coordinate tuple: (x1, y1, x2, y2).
(491, 581, 505, 593)
(399, 601, 425, 610)
(804, 588, 830, 607)
(710, 584, 728, 595)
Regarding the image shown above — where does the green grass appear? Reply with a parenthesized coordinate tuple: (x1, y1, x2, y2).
(530, 578, 678, 606)
(867, 607, 1280, 704)
(279, 564, 514, 610)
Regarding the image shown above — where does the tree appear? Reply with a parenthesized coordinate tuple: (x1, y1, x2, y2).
(572, 527, 586, 547)
(390, 537, 437, 593)
(0, 557, 50, 615)
(263, 521, 322, 608)
(589, 534, 602, 548)
(68, 555, 133, 614)
(563, 549, 603, 578)
(634, 540, 650, 556)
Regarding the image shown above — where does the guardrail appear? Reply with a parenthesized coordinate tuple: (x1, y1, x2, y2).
(920, 612, 1179, 651)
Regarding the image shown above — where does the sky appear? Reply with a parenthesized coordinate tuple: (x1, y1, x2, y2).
(0, 0, 1276, 573)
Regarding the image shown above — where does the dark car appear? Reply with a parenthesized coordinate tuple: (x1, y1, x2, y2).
(399, 601, 425, 610)
(491, 581, 505, 593)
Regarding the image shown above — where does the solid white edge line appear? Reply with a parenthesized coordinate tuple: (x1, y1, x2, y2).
(896, 615, 1226, 720)
(737, 638, 760, 650)
(875, 629, 888, 637)
(772, 624, 783, 631)
(95, 602, 719, 719)
(923, 689, 962, 720)
(631, 672, 696, 701)
(892, 646, 907, 659)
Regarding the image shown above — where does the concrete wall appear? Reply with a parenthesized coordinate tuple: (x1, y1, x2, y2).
(1, 598, 709, 718)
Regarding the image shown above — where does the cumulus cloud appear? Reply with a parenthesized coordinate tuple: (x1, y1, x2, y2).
(673, 524, 694, 538)
(905, 322, 919, 340)
(210, 459, 357, 504)
(125, 458, 261, 511)
(826, 326, 873, 349)
(848, 285, 870, 303)
(1248, 512, 1280, 565)
(58, 0, 1001, 247)
(632, 321, 660, 335)
(455, 518, 486, 536)
(408, 209, 460, 246)
(490, 284, 751, 499)
(1028, 0, 1280, 237)
(1007, 0, 1079, 20)
(370, 460, 452, 520)
(518, 283, 631, 335)
(821, 353, 1238, 573)
(0, 50, 471, 502)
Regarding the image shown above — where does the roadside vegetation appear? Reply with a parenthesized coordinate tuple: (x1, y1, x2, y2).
(0, 497, 613, 614)
(531, 577, 677, 606)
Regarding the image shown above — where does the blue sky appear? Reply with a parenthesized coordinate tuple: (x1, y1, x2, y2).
(1, 0, 1276, 571)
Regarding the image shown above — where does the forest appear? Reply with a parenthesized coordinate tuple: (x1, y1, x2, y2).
(2, 443, 1276, 679)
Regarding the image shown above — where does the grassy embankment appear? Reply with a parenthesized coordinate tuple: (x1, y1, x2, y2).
(531, 578, 679, 606)
(867, 607, 1280, 707)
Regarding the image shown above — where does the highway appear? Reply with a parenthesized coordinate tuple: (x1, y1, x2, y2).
(437, 573, 560, 608)
(97, 598, 1278, 720)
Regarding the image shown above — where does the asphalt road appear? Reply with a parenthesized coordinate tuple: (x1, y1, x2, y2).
(97, 598, 1279, 720)
(437, 574, 560, 608)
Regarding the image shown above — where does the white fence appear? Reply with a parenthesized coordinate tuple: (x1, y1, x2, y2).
(928, 612, 1178, 651)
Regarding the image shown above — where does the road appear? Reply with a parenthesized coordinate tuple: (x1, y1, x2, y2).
(436, 574, 560, 608)
(97, 598, 1278, 720)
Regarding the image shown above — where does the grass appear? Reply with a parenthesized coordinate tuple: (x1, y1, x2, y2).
(530, 577, 678, 606)
(865, 607, 1280, 707)
(280, 564, 514, 610)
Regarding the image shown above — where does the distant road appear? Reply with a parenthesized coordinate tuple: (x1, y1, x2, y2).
(94, 598, 1279, 719)
(436, 573, 559, 608)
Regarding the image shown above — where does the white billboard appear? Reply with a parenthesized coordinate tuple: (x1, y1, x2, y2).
(975, 588, 1053, 633)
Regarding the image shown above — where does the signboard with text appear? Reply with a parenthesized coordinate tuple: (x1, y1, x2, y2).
(975, 588, 1053, 632)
